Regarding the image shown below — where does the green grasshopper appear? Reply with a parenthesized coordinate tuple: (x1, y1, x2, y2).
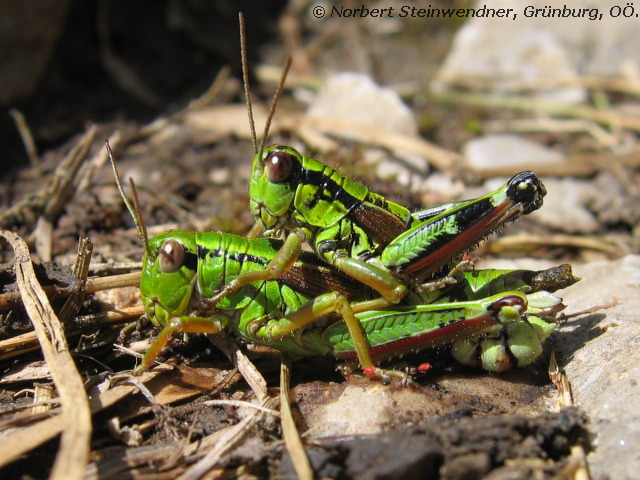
(139, 229, 555, 378)
(145, 229, 578, 375)
(138, 228, 576, 377)
(209, 16, 547, 308)
(245, 147, 545, 300)
(109, 148, 575, 379)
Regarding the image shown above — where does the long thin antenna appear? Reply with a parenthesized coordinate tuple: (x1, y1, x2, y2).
(239, 12, 292, 161)
(239, 12, 258, 155)
(257, 56, 292, 159)
(128, 178, 148, 252)
(106, 141, 151, 258)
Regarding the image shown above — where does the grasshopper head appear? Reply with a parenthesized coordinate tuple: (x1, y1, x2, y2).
(249, 145, 302, 233)
(140, 231, 198, 328)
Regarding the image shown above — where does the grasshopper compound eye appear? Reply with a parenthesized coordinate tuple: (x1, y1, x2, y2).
(265, 150, 293, 183)
(158, 239, 185, 273)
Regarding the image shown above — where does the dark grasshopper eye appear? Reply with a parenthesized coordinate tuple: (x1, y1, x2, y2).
(265, 151, 293, 183)
(158, 239, 185, 273)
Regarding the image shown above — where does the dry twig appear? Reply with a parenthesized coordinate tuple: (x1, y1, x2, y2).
(33, 126, 97, 261)
(57, 237, 93, 322)
(207, 333, 268, 402)
(0, 231, 92, 480)
(432, 90, 640, 133)
(487, 233, 625, 256)
(280, 354, 314, 480)
(0, 271, 141, 312)
(549, 352, 573, 409)
(9, 108, 40, 167)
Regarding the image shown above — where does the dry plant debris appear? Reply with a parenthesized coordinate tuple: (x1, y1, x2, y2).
(3, 7, 640, 479)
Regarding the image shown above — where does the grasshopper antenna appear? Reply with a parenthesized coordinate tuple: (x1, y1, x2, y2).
(258, 56, 291, 160)
(239, 12, 258, 156)
(239, 12, 292, 160)
(106, 141, 151, 258)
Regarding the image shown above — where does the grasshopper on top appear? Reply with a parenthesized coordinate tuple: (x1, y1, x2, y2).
(210, 14, 548, 307)
(247, 145, 545, 302)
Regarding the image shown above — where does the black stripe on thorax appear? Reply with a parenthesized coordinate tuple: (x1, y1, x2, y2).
(183, 250, 198, 272)
(301, 168, 362, 212)
(197, 244, 268, 269)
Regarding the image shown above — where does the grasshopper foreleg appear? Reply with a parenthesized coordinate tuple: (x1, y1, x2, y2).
(139, 315, 227, 371)
(207, 229, 306, 305)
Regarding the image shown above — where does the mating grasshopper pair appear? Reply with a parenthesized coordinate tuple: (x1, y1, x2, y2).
(117, 14, 577, 380)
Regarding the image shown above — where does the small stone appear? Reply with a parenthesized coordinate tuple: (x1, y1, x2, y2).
(208, 168, 231, 185)
(558, 255, 640, 480)
(463, 134, 566, 173)
(307, 72, 418, 137)
(531, 178, 599, 233)
(376, 159, 413, 188)
(418, 172, 466, 205)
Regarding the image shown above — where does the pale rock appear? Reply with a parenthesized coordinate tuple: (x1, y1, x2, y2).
(558, 255, 640, 480)
(433, 0, 640, 103)
(531, 177, 600, 233)
(307, 72, 418, 137)
(433, 0, 585, 104)
(375, 160, 413, 188)
(420, 172, 466, 199)
(463, 134, 565, 172)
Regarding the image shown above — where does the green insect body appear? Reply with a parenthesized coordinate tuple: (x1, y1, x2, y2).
(378, 172, 545, 280)
(325, 292, 527, 359)
(108, 147, 546, 378)
(431, 265, 578, 372)
(138, 228, 576, 375)
(423, 264, 577, 305)
(450, 314, 556, 372)
(214, 143, 548, 307)
(140, 230, 370, 365)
